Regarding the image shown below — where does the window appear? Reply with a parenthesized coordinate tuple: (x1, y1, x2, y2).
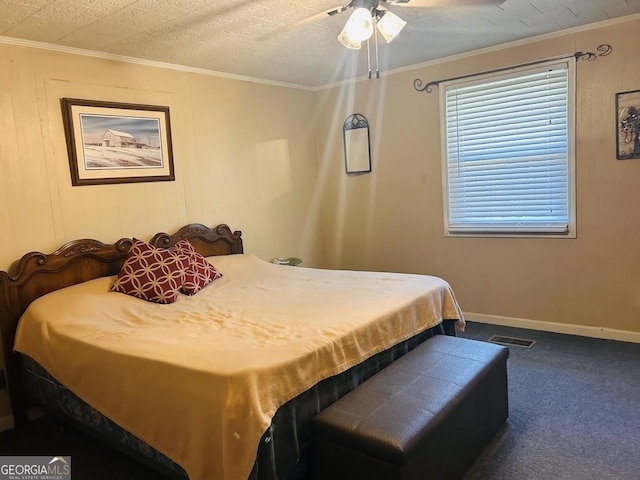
(441, 59, 575, 237)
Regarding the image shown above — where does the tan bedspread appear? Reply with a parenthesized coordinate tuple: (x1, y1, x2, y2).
(14, 254, 464, 480)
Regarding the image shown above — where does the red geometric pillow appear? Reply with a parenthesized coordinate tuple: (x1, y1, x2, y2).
(112, 239, 188, 304)
(173, 239, 222, 295)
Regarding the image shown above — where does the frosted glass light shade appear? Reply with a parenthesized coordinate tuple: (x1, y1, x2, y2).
(338, 27, 362, 49)
(377, 11, 406, 43)
(344, 7, 374, 43)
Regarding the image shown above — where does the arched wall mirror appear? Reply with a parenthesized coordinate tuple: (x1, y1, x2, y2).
(343, 113, 372, 175)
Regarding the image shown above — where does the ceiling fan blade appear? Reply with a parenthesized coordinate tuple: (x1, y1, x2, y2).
(292, 5, 348, 27)
(383, 0, 505, 7)
(256, 4, 351, 41)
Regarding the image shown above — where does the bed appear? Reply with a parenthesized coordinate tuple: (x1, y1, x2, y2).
(0, 223, 464, 480)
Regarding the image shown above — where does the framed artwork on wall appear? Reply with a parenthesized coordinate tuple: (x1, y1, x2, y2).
(61, 98, 175, 185)
(615, 89, 640, 160)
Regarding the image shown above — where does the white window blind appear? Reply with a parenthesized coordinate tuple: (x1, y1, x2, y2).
(442, 59, 575, 236)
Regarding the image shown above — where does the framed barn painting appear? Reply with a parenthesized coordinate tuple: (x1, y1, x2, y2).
(616, 89, 640, 160)
(61, 98, 175, 185)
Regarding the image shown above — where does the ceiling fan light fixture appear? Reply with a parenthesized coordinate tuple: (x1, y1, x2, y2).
(376, 10, 407, 43)
(338, 26, 362, 49)
(343, 7, 374, 43)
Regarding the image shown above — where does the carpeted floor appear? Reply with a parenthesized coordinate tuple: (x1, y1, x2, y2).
(460, 321, 640, 480)
(1, 321, 638, 479)
(0, 413, 167, 479)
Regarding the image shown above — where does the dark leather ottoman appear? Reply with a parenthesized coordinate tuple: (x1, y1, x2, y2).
(309, 335, 509, 480)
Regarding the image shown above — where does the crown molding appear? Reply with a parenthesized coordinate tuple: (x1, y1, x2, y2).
(316, 12, 640, 91)
(0, 36, 315, 92)
(1, 12, 638, 93)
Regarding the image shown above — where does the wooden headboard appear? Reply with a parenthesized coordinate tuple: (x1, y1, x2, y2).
(149, 223, 243, 255)
(0, 223, 242, 426)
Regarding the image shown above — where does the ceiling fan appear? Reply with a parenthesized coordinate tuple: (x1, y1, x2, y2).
(288, 0, 506, 50)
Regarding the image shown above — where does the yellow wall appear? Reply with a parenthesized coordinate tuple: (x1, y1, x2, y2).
(314, 17, 640, 335)
(0, 44, 325, 266)
(0, 43, 323, 420)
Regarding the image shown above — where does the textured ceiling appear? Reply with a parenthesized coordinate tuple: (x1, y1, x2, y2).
(2, 0, 640, 88)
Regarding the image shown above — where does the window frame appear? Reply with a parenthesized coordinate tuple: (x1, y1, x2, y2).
(439, 58, 577, 238)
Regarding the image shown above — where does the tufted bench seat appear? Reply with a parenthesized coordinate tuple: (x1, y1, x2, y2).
(309, 335, 509, 480)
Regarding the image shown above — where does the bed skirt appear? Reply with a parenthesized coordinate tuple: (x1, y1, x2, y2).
(20, 320, 457, 480)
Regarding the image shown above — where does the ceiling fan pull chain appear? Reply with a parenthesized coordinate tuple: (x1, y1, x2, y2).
(367, 38, 372, 79)
(374, 23, 380, 79)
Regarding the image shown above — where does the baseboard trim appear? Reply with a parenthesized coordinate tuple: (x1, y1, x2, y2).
(465, 312, 640, 344)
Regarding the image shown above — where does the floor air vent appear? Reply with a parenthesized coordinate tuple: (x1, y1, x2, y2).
(488, 335, 536, 348)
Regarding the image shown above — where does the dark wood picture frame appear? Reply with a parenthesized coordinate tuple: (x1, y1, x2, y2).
(61, 98, 175, 185)
(615, 89, 640, 160)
